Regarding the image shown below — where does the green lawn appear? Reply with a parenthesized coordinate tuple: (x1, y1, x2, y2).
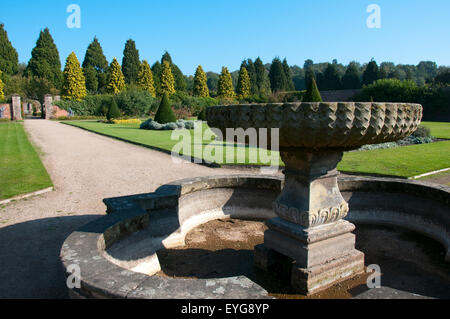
(63, 120, 450, 179)
(0, 122, 53, 200)
(421, 121, 450, 139)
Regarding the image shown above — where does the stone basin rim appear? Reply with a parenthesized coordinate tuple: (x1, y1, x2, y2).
(60, 175, 449, 299)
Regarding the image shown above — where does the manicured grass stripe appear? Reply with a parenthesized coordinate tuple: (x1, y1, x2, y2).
(339, 141, 450, 178)
(0, 122, 53, 200)
(421, 121, 450, 139)
(64, 120, 450, 179)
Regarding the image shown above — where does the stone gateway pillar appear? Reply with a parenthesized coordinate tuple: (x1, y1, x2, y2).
(44, 95, 53, 119)
(11, 94, 22, 121)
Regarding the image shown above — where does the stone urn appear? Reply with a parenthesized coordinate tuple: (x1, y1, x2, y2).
(207, 102, 423, 294)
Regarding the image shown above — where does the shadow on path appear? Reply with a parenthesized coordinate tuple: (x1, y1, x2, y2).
(0, 214, 101, 299)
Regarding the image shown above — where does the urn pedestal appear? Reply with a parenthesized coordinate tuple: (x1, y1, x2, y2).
(207, 102, 423, 295)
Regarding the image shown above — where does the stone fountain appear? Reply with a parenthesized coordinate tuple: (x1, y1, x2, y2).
(60, 101, 450, 299)
(206, 102, 423, 294)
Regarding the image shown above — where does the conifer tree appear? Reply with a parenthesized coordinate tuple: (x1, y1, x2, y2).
(282, 58, 295, 91)
(236, 66, 251, 99)
(82, 37, 108, 92)
(62, 52, 86, 101)
(83, 66, 99, 93)
(193, 65, 209, 97)
(217, 67, 235, 99)
(159, 61, 176, 96)
(269, 58, 287, 92)
(0, 70, 4, 100)
(26, 28, 62, 88)
(137, 60, 156, 97)
(254, 57, 271, 96)
(122, 39, 140, 84)
(161, 51, 186, 91)
(342, 62, 362, 89)
(155, 93, 176, 124)
(362, 60, 379, 86)
(241, 59, 258, 95)
(303, 77, 323, 102)
(0, 24, 19, 76)
(106, 58, 125, 95)
(322, 63, 342, 90)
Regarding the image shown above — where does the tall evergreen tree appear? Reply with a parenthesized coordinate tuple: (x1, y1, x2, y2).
(151, 61, 163, 94)
(254, 57, 271, 96)
(322, 63, 342, 90)
(236, 66, 251, 99)
(161, 51, 186, 91)
(26, 28, 62, 88)
(82, 37, 108, 92)
(193, 65, 209, 97)
(137, 60, 156, 97)
(122, 39, 140, 84)
(217, 67, 235, 99)
(362, 60, 379, 86)
(0, 24, 19, 76)
(62, 52, 86, 101)
(269, 58, 287, 92)
(159, 60, 176, 96)
(241, 59, 258, 95)
(342, 62, 362, 89)
(83, 66, 98, 93)
(282, 58, 295, 91)
(106, 58, 125, 94)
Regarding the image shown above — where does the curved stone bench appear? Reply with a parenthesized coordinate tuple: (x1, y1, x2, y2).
(60, 175, 449, 299)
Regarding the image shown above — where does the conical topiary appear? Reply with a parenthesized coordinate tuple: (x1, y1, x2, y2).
(302, 77, 323, 102)
(154, 93, 176, 124)
(107, 99, 121, 121)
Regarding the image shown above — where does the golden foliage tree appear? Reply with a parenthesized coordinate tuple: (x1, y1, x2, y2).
(137, 60, 156, 97)
(159, 60, 176, 96)
(236, 66, 251, 99)
(217, 67, 235, 99)
(62, 52, 87, 101)
(193, 65, 209, 97)
(106, 58, 125, 95)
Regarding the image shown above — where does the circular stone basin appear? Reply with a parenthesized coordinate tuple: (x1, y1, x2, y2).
(60, 175, 450, 299)
(206, 102, 423, 149)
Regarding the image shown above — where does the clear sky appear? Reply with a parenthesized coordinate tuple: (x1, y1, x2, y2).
(1, 0, 449, 75)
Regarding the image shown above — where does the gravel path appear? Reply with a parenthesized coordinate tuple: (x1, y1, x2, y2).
(0, 119, 251, 299)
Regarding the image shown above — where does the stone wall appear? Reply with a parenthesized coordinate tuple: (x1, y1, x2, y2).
(0, 104, 11, 119)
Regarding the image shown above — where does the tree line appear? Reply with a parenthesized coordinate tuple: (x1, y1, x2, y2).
(0, 24, 449, 104)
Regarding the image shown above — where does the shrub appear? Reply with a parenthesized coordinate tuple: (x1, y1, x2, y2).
(115, 86, 157, 116)
(412, 126, 431, 138)
(198, 107, 206, 121)
(54, 94, 112, 116)
(353, 79, 421, 102)
(155, 93, 176, 124)
(107, 99, 121, 121)
(140, 118, 198, 131)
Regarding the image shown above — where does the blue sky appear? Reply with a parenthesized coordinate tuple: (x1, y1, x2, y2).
(1, 0, 449, 75)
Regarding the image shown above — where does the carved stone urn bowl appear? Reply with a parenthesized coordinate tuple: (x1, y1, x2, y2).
(207, 102, 423, 294)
